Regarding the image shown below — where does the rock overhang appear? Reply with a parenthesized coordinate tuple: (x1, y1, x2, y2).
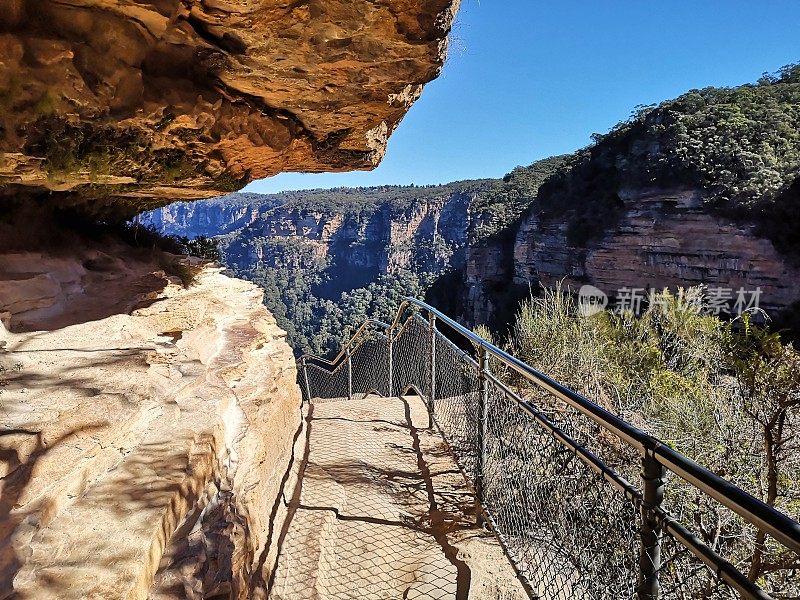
(0, 0, 460, 219)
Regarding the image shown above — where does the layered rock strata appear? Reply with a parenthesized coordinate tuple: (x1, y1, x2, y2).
(143, 188, 476, 279)
(458, 188, 800, 327)
(513, 189, 800, 315)
(144, 184, 800, 330)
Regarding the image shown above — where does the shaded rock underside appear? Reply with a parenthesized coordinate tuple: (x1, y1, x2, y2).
(0, 0, 459, 218)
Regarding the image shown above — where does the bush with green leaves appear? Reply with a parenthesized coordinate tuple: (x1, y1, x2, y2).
(467, 155, 569, 244)
(226, 239, 437, 357)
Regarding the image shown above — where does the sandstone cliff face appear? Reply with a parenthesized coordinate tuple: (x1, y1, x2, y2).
(0, 0, 459, 217)
(455, 188, 800, 329)
(142, 182, 800, 333)
(143, 198, 262, 238)
(225, 194, 472, 287)
(0, 241, 302, 599)
(511, 188, 800, 316)
(145, 188, 475, 282)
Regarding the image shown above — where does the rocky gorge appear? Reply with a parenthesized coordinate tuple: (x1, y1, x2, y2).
(142, 184, 482, 289)
(142, 151, 800, 349)
(138, 159, 569, 354)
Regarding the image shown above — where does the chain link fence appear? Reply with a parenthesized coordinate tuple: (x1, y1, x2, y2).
(299, 301, 800, 600)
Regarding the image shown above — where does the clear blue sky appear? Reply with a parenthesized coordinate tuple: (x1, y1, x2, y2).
(245, 0, 800, 194)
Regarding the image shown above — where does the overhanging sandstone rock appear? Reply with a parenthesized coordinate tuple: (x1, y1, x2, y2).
(0, 0, 460, 218)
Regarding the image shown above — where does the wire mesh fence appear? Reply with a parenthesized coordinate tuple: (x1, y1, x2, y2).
(392, 314, 431, 400)
(349, 334, 391, 398)
(480, 382, 641, 600)
(298, 301, 800, 600)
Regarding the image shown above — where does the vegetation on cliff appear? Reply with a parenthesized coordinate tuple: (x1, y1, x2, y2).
(468, 155, 569, 244)
(535, 63, 800, 249)
(226, 254, 435, 356)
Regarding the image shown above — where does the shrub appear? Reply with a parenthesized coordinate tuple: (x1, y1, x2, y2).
(499, 285, 799, 593)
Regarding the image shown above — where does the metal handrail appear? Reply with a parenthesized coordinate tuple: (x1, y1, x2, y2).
(478, 370, 771, 599)
(390, 297, 800, 555)
(299, 319, 390, 368)
(299, 296, 800, 600)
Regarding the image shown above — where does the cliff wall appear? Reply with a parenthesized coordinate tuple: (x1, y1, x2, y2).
(511, 187, 800, 316)
(0, 238, 302, 599)
(144, 187, 478, 286)
(457, 186, 800, 330)
(0, 1, 466, 596)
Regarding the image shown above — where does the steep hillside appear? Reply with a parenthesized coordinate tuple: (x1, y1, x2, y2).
(454, 65, 800, 330)
(504, 64, 800, 319)
(531, 63, 800, 251)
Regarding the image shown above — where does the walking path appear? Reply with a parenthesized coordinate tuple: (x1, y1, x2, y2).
(268, 395, 527, 600)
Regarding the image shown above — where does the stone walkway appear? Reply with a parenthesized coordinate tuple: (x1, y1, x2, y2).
(268, 396, 527, 600)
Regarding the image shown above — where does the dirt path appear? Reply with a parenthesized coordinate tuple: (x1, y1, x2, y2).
(268, 396, 527, 600)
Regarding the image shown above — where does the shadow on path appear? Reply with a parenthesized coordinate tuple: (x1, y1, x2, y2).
(266, 396, 477, 600)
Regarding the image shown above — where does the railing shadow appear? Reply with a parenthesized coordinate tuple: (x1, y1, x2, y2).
(267, 396, 487, 600)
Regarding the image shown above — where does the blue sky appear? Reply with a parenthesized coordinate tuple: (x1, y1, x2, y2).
(245, 0, 800, 194)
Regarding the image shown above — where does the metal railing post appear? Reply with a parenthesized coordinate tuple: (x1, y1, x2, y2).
(387, 329, 394, 399)
(346, 347, 353, 401)
(476, 346, 489, 508)
(301, 357, 312, 403)
(638, 451, 666, 600)
(428, 312, 436, 428)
